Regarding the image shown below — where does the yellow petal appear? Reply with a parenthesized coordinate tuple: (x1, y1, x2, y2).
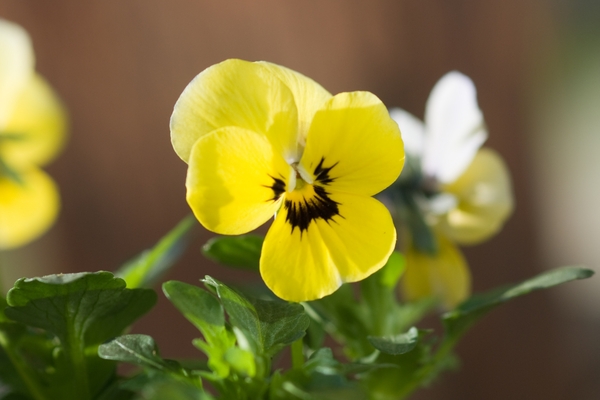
(0, 168, 59, 250)
(1, 74, 67, 168)
(401, 233, 471, 309)
(186, 126, 292, 235)
(299, 91, 404, 196)
(257, 61, 332, 145)
(439, 148, 514, 244)
(260, 185, 396, 301)
(170, 59, 299, 164)
(0, 19, 34, 128)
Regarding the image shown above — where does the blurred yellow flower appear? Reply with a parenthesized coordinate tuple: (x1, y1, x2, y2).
(0, 19, 67, 250)
(390, 71, 514, 309)
(171, 59, 404, 301)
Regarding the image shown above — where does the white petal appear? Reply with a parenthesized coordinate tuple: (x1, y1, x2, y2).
(422, 71, 487, 183)
(389, 108, 425, 158)
(0, 19, 34, 128)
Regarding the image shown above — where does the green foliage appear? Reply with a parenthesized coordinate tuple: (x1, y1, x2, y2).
(368, 327, 419, 355)
(0, 226, 593, 400)
(202, 235, 264, 271)
(116, 215, 197, 288)
(443, 266, 593, 340)
(0, 272, 156, 400)
(203, 276, 310, 357)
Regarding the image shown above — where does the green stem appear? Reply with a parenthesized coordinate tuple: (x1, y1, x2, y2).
(65, 325, 91, 400)
(0, 331, 48, 400)
(291, 338, 304, 369)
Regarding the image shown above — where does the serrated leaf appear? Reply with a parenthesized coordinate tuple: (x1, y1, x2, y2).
(202, 235, 263, 271)
(368, 327, 419, 355)
(162, 280, 235, 376)
(98, 334, 172, 370)
(443, 266, 594, 339)
(3, 272, 157, 400)
(5, 272, 157, 346)
(162, 281, 225, 341)
(203, 276, 310, 356)
(117, 216, 196, 288)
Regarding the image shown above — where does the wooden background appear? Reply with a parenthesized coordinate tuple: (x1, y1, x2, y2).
(1, 1, 597, 399)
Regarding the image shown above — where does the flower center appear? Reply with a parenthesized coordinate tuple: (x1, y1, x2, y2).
(266, 157, 341, 234)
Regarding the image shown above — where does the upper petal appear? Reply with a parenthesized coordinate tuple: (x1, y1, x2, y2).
(422, 71, 487, 183)
(438, 148, 514, 244)
(1, 74, 67, 168)
(0, 19, 34, 129)
(299, 91, 404, 196)
(186, 126, 292, 235)
(0, 167, 59, 250)
(257, 61, 332, 148)
(260, 188, 396, 301)
(170, 59, 299, 163)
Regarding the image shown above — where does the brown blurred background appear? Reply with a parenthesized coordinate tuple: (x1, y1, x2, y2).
(1, 1, 599, 399)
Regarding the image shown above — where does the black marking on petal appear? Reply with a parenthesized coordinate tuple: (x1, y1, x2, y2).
(284, 185, 340, 233)
(313, 157, 338, 185)
(265, 175, 286, 201)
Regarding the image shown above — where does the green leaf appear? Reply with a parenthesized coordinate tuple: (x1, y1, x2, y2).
(98, 334, 174, 371)
(162, 281, 236, 378)
(162, 281, 226, 341)
(377, 252, 406, 288)
(117, 215, 196, 288)
(202, 235, 263, 271)
(203, 276, 310, 357)
(223, 347, 256, 377)
(443, 266, 594, 339)
(4, 272, 157, 400)
(5, 272, 157, 346)
(368, 327, 419, 355)
(270, 349, 370, 400)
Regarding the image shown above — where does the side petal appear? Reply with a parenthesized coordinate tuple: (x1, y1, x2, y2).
(1, 74, 67, 168)
(422, 71, 487, 183)
(438, 148, 514, 244)
(258, 61, 332, 148)
(401, 233, 471, 309)
(389, 108, 425, 158)
(186, 126, 292, 235)
(260, 190, 396, 302)
(0, 168, 59, 250)
(0, 19, 34, 128)
(170, 59, 299, 164)
(299, 92, 404, 196)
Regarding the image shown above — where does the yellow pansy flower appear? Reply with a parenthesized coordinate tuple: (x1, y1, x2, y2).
(0, 19, 67, 250)
(389, 71, 514, 308)
(171, 59, 404, 302)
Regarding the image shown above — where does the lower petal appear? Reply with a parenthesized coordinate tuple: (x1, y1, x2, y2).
(260, 190, 396, 302)
(0, 168, 59, 249)
(186, 126, 292, 235)
(401, 233, 471, 309)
